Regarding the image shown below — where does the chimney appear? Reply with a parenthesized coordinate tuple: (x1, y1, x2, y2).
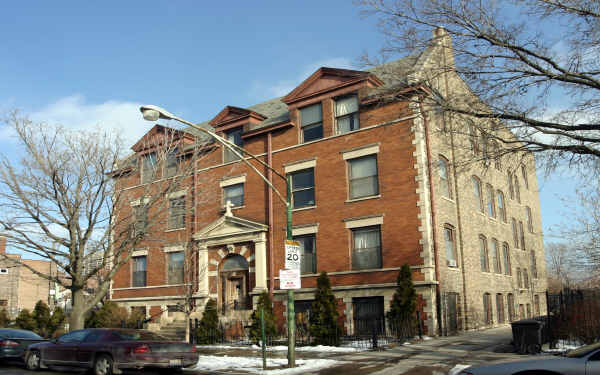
(433, 26, 448, 38)
(0, 236, 5, 254)
(432, 26, 455, 70)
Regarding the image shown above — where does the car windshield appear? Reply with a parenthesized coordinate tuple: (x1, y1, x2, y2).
(113, 330, 168, 341)
(0, 330, 43, 339)
(565, 342, 600, 358)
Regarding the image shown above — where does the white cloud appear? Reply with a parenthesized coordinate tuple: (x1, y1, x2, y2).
(251, 57, 354, 99)
(1, 95, 153, 148)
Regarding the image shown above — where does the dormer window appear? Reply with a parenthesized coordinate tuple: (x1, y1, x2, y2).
(336, 95, 359, 134)
(141, 152, 157, 184)
(164, 148, 179, 178)
(224, 128, 243, 163)
(300, 103, 323, 143)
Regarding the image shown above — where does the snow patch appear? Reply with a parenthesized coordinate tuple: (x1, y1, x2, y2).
(191, 355, 341, 374)
(448, 364, 471, 375)
(543, 339, 582, 353)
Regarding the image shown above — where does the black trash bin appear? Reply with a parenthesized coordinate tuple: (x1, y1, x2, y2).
(511, 319, 544, 354)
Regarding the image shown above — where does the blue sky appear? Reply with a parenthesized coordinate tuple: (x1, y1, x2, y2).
(0, 1, 577, 242)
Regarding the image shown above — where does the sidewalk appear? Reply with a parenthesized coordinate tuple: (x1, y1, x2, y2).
(192, 326, 537, 375)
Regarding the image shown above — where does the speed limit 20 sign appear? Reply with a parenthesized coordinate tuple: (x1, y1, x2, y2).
(284, 240, 301, 270)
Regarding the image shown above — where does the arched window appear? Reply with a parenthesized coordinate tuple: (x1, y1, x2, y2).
(503, 242, 511, 275)
(521, 164, 529, 190)
(496, 294, 505, 323)
(512, 218, 519, 249)
(438, 156, 452, 199)
(468, 123, 479, 154)
(483, 293, 492, 325)
(472, 176, 484, 212)
(526, 206, 533, 233)
(507, 171, 515, 199)
(444, 224, 457, 267)
(507, 294, 515, 321)
(514, 173, 521, 203)
(491, 141, 501, 170)
(222, 255, 249, 271)
(491, 239, 501, 273)
(479, 235, 489, 272)
(497, 190, 506, 222)
(531, 250, 538, 278)
(486, 184, 496, 218)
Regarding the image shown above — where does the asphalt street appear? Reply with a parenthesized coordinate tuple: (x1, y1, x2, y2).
(0, 360, 213, 375)
(0, 327, 539, 375)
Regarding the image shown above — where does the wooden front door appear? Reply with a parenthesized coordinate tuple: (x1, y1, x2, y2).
(220, 271, 248, 311)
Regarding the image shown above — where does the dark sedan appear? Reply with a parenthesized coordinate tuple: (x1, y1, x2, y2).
(460, 341, 600, 375)
(0, 329, 47, 361)
(25, 328, 198, 375)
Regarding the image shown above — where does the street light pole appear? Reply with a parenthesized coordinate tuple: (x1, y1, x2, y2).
(140, 105, 296, 368)
(285, 177, 295, 367)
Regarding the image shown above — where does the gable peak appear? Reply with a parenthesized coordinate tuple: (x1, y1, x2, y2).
(282, 67, 384, 105)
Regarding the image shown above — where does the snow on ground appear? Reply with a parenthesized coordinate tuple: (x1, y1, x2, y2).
(448, 364, 471, 375)
(543, 339, 582, 353)
(191, 355, 342, 374)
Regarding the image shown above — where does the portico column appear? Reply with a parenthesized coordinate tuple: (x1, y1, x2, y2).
(196, 244, 209, 296)
(252, 233, 268, 293)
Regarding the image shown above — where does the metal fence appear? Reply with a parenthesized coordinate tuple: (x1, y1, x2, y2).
(189, 313, 423, 350)
(545, 289, 600, 347)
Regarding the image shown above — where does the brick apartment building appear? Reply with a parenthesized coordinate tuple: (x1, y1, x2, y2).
(0, 237, 59, 318)
(110, 28, 547, 335)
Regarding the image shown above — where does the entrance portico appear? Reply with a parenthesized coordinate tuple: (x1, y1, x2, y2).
(193, 210, 269, 313)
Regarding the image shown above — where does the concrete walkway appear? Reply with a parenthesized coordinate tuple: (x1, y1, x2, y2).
(324, 326, 538, 375)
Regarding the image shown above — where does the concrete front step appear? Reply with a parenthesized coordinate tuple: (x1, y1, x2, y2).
(158, 321, 188, 341)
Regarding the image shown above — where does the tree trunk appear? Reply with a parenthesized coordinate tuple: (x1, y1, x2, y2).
(69, 288, 87, 331)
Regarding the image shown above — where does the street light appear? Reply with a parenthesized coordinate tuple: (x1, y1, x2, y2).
(140, 105, 297, 367)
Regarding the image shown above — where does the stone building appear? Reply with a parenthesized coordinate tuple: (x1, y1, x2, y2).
(110, 28, 547, 335)
(0, 237, 59, 318)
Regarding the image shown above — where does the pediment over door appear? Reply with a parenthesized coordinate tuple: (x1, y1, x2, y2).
(193, 214, 268, 246)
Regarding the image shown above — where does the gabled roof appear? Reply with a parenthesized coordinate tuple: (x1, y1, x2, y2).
(209, 106, 267, 128)
(282, 67, 384, 105)
(131, 124, 195, 152)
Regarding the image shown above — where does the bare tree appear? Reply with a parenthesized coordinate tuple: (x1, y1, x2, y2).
(0, 112, 209, 330)
(359, 0, 600, 177)
(548, 185, 600, 286)
(545, 242, 580, 291)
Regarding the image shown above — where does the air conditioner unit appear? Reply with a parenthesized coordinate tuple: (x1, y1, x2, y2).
(447, 260, 457, 267)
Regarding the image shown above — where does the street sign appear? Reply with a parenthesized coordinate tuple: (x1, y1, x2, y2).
(284, 240, 301, 270)
(280, 269, 301, 289)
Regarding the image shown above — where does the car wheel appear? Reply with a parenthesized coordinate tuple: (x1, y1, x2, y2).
(93, 354, 113, 375)
(25, 350, 41, 371)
